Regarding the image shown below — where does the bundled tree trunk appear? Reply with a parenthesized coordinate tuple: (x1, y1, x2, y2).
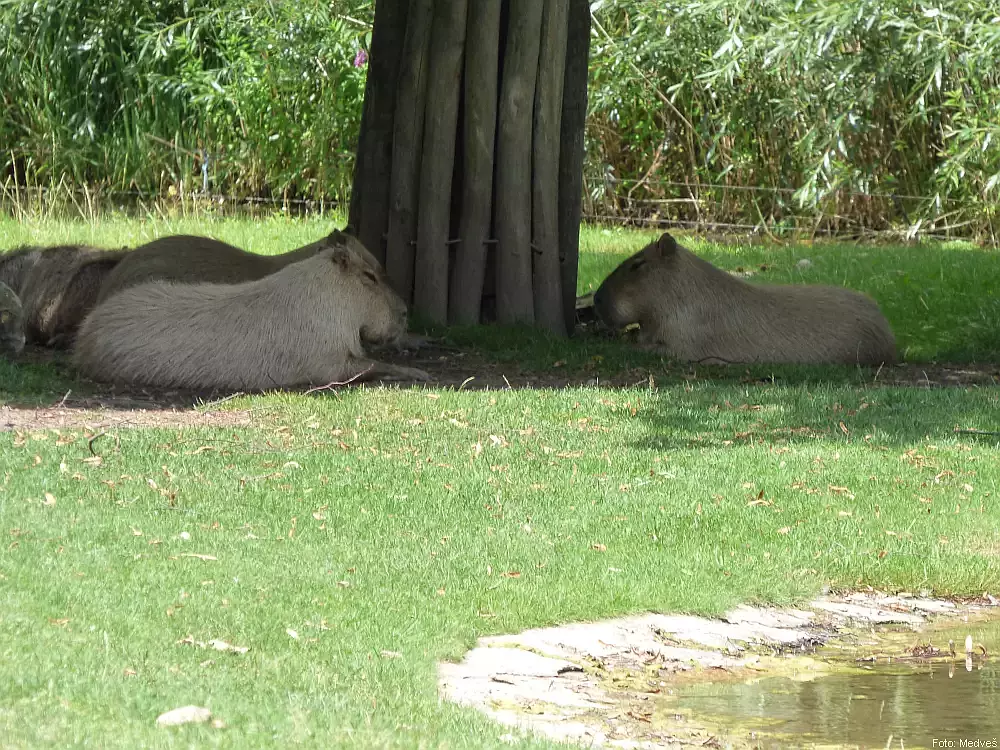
(449, 0, 502, 325)
(558, 0, 591, 333)
(413, 0, 468, 323)
(348, 1, 409, 265)
(531, 0, 570, 335)
(383, 0, 434, 300)
(350, 0, 591, 332)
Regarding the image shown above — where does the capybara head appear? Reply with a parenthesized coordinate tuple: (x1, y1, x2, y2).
(321, 243, 408, 346)
(0, 281, 25, 357)
(593, 232, 679, 329)
(327, 228, 382, 272)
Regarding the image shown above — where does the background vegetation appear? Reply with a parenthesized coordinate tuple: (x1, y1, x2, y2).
(3, 0, 1000, 239)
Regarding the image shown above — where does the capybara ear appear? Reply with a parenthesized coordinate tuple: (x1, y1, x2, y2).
(325, 229, 346, 247)
(655, 233, 678, 256)
(329, 246, 352, 270)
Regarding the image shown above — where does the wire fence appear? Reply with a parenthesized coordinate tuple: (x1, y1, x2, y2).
(2, 175, 996, 245)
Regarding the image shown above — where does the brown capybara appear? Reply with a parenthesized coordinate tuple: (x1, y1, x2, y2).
(96, 229, 378, 303)
(0, 281, 25, 357)
(592, 232, 897, 366)
(18, 245, 128, 347)
(96, 229, 430, 351)
(73, 242, 431, 392)
(0, 245, 42, 292)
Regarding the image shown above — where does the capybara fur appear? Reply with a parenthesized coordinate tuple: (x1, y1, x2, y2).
(18, 245, 128, 347)
(96, 229, 430, 351)
(0, 281, 25, 357)
(593, 233, 897, 366)
(74, 243, 431, 392)
(0, 245, 42, 292)
(96, 229, 379, 303)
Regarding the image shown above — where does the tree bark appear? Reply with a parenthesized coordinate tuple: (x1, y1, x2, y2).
(449, 0, 502, 325)
(383, 0, 435, 303)
(413, 0, 469, 324)
(351, 0, 590, 330)
(348, 0, 408, 264)
(558, 0, 590, 333)
(494, 0, 544, 325)
(531, 0, 570, 336)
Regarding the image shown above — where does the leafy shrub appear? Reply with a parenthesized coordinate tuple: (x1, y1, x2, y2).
(587, 0, 1000, 238)
(3, 0, 1000, 239)
(0, 0, 371, 202)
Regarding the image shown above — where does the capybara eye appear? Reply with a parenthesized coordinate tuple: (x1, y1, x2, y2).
(629, 259, 647, 272)
(363, 271, 379, 284)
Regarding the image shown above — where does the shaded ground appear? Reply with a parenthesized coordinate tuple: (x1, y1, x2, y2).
(2, 338, 998, 432)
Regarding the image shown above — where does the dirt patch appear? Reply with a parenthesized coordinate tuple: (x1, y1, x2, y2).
(0, 403, 255, 432)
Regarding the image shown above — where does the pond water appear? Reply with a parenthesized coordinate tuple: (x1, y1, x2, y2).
(672, 620, 999, 749)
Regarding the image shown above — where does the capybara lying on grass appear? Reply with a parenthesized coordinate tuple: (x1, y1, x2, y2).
(19, 245, 127, 347)
(74, 240, 431, 391)
(1, 243, 126, 347)
(0, 281, 25, 357)
(94, 229, 428, 350)
(0, 245, 41, 292)
(593, 232, 896, 365)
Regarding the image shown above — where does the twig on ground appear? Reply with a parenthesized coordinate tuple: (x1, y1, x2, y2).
(88, 431, 107, 456)
(953, 428, 1000, 436)
(304, 366, 373, 395)
(57, 390, 72, 408)
(196, 392, 246, 412)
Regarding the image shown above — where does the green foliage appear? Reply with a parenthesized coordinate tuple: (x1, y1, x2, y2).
(588, 0, 1000, 237)
(3, 0, 1000, 237)
(0, 0, 371, 201)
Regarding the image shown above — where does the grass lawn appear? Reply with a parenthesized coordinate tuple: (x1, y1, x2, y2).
(1, 211, 999, 747)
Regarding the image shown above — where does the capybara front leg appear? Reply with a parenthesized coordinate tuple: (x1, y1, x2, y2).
(347, 357, 432, 383)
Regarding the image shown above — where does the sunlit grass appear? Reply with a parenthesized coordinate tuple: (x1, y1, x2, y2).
(0, 214, 998, 747)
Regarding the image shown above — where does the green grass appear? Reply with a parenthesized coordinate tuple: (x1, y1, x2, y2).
(1, 214, 999, 747)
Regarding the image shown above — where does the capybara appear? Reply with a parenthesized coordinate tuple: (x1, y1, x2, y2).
(96, 229, 430, 351)
(0, 245, 42, 292)
(0, 281, 25, 357)
(593, 232, 896, 365)
(18, 245, 128, 347)
(96, 229, 378, 303)
(73, 243, 432, 391)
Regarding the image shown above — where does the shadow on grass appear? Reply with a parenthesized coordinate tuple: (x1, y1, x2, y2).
(0, 323, 997, 431)
(627, 379, 1000, 451)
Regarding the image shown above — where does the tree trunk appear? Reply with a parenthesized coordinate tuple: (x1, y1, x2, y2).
(348, 1, 408, 264)
(413, 0, 468, 324)
(531, 0, 570, 336)
(350, 0, 590, 333)
(494, 0, 544, 325)
(558, 0, 591, 333)
(449, 0, 502, 325)
(383, 0, 435, 302)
